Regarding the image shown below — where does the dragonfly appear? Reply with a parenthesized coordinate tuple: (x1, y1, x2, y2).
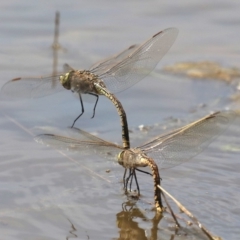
(1, 28, 178, 149)
(34, 110, 237, 212)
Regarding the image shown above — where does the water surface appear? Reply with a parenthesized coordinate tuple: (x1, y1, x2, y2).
(0, 1, 240, 239)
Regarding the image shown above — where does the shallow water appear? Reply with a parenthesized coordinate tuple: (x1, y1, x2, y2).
(0, 0, 240, 239)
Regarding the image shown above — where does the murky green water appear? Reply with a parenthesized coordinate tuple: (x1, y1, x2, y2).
(0, 1, 240, 239)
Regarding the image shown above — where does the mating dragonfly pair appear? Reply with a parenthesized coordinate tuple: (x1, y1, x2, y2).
(1, 28, 236, 211)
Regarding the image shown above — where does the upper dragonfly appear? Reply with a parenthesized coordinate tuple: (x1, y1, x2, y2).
(35, 110, 236, 212)
(1, 28, 178, 149)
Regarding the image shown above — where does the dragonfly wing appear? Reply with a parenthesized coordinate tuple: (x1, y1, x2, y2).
(1, 75, 64, 100)
(99, 28, 178, 93)
(69, 127, 114, 143)
(141, 111, 237, 170)
(63, 63, 75, 72)
(35, 128, 123, 162)
(90, 44, 139, 76)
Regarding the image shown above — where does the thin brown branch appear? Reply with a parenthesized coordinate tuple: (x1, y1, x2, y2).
(161, 191, 181, 228)
(158, 185, 222, 240)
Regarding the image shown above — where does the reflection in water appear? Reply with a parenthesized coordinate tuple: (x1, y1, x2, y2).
(115, 200, 219, 240)
(66, 218, 78, 240)
(52, 11, 61, 85)
(116, 202, 162, 240)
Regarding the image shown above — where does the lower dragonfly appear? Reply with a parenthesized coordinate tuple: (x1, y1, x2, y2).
(1, 28, 178, 149)
(35, 110, 236, 212)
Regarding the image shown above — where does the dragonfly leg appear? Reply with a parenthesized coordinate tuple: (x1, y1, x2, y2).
(124, 169, 133, 193)
(88, 93, 99, 119)
(135, 168, 152, 176)
(123, 169, 127, 190)
(129, 170, 134, 192)
(135, 168, 162, 181)
(132, 169, 140, 196)
(125, 169, 140, 196)
(71, 93, 84, 128)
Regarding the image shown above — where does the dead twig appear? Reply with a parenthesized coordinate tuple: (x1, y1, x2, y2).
(158, 185, 222, 240)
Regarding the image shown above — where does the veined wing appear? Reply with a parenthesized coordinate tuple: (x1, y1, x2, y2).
(90, 44, 139, 76)
(1, 75, 64, 100)
(63, 63, 75, 72)
(70, 127, 115, 143)
(98, 28, 178, 93)
(35, 128, 123, 161)
(140, 111, 237, 170)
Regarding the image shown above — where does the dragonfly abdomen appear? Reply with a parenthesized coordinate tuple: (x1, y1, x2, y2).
(145, 157, 162, 212)
(94, 83, 130, 149)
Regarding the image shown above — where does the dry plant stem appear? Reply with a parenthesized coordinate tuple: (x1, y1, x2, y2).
(52, 11, 60, 75)
(161, 191, 181, 228)
(157, 185, 221, 240)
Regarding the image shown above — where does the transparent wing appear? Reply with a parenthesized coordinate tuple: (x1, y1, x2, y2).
(63, 63, 75, 72)
(97, 28, 178, 93)
(35, 128, 123, 161)
(1, 75, 64, 99)
(90, 44, 139, 76)
(141, 111, 237, 170)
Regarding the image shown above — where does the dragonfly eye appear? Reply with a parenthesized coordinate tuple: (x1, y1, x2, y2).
(59, 72, 71, 90)
(117, 151, 125, 166)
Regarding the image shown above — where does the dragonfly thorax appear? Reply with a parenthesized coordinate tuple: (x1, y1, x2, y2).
(117, 148, 149, 168)
(59, 70, 101, 94)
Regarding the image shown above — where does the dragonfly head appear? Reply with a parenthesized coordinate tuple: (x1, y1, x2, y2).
(117, 151, 125, 166)
(117, 149, 148, 168)
(117, 150, 137, 168)
(59, 72, 72, 90)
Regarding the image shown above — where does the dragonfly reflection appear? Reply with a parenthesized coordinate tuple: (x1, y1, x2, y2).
(116, 202, 162, 240)
(35, 111, 236, 211)
(2, 28, 178, 149)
